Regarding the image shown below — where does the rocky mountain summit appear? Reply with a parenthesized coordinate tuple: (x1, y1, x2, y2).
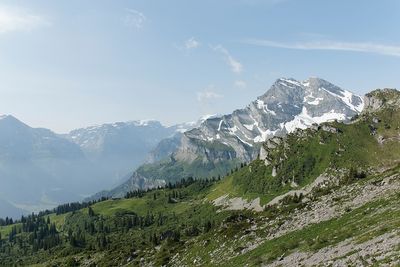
(176, 77, 363, 162)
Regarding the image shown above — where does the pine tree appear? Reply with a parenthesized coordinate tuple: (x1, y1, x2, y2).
(88, 206, 95, 216)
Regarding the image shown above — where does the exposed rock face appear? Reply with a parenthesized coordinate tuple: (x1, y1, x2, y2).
(363, 94, 384, 112)
(145, 116, 218, 164)
(145, 133, 183, 163)
(363, 88, 400, 112)
(260, 136, 283, 166)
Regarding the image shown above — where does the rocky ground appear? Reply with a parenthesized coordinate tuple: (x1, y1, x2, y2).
(268, 230, 400, 267)
(170, 168, 400, 266)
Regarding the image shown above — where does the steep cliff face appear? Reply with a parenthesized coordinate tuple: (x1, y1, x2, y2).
(363, 88, 400, 112)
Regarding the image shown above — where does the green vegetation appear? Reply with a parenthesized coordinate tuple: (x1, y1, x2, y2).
(0, 89, 399, 266)
(176, 189, 400, 266)
(0, 179, 237, 266)
(137, 156, 240, 183)
(223, 193, 400, 266)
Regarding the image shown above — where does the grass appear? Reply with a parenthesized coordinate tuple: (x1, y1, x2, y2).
(222, 193, 400, 266)
(0, 224, 18, 239)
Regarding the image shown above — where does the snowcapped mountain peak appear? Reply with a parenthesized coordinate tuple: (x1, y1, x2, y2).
(0, 114, 9, 120)
(0, 115, 30, 129)
(130, 119, 161, 127)
(276, 77, 303, 88)
(200, 114, 221, 122)
(177, 77, 364, 161)
(0, 114, 18, 121)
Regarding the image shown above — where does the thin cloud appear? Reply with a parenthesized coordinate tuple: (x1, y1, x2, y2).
(243, 39, 400, 57)
(234, 80, 247, 89)
(123, 9, 146, 29)
(185, 37, 200, 50)
(213, 45, 243, 74)
(197, 86, 223, 104)
(0, 5, 49, 34)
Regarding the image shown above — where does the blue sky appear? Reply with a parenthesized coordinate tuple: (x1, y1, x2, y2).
(0, 0, 399, 133)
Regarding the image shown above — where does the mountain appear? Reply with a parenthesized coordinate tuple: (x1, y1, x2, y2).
(102, 77, 364, 198)
(65, 120, 182, 185)
(0, 116, 196, 217)
(176, 77, 363, 162)
(0, 115, 95, 216)
(145, 115, 220, 164)
(83, 115, 216, 201)
(1, 88, 398, 266)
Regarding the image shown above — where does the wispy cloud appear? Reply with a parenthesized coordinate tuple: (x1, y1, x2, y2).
(0, 5, 49, 34)
(197, 85, 223, 104)
(123, 9, 146, 29)
(243, 39, 400, 57)
(234, 80, 247, 89)
(185, 37, 200, 50)
(213, 45, 243, 74)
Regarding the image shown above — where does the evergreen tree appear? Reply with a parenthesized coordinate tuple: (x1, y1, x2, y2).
(88, 206, 95, 217)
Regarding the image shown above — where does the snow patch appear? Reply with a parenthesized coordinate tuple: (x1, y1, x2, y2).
(256, 99, 276, 115)
(321, 87, 364, 112)
(304, 92, 324, 106)
(218, 119, 224, 131)
(284, 107, 346, 133)
(254, 128, 278, 143)
(278, 78, 302, 88)
(243, 123, 255, 131)
(302, 79, 310, 87)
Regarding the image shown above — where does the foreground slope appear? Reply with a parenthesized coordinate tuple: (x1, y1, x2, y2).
(0, 88, 399, 266)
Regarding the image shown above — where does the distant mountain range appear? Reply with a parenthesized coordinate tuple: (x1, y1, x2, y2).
(0, 116, 195, 217)
(94, 77, 364, 199)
